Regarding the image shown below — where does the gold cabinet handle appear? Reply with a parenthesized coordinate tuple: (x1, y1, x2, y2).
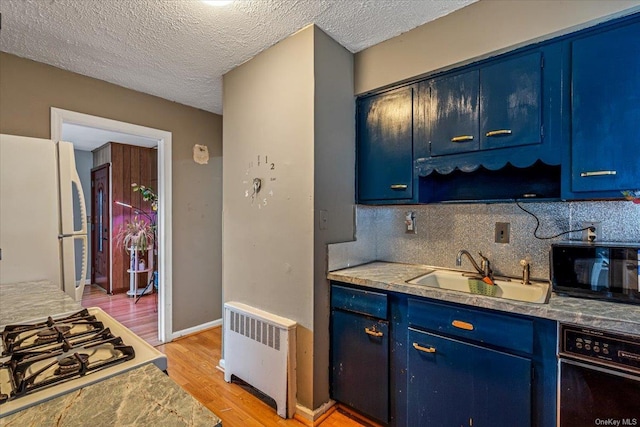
(413, 342, 436, 353)
(452, 320, 474, 331)
(485, 129, 512, 137)
(580, 170, 617, 177)
(390, 184, 408, 190)
(451, 135, 474, 143)
(364, 327, 383, 337)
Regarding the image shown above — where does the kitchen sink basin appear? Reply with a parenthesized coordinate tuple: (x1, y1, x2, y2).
(406, 269, 550, 304)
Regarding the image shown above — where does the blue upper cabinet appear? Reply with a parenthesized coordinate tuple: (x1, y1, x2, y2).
(357, 85, 416, 203)
(429, 51, 543, 157)
(418, 45, 561, 180)
(430, 70, 480, 156)
(480, 51, 542, 150)
(568, 19, 640, 196)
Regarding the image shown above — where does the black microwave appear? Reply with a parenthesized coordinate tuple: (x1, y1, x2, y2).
(551, 242, 640, 304)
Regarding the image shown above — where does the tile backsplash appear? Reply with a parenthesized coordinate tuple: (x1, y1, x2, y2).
(328, 201, 640, 280)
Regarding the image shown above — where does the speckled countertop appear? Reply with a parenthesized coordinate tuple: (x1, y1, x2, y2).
(0, 364, 222, 427)
(0, 281, 82, 329)
(328, 261, 640, 336)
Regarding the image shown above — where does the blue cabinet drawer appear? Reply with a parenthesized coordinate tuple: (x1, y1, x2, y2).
(408, 298, 533, 354)
(331, 284, 388, 320)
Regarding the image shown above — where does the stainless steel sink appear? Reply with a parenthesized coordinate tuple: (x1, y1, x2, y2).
(406, 269, 550, 304)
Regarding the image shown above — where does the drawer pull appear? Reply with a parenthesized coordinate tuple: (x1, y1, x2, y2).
(413, 342, 436, 353)
(364, 327, 383, 338)
(390, 184, 408, 191)
(580, 170, 617, 177)
(452, 320, 474, 331)
(451, 135, 474, 143)
(485, 129, 512, 137)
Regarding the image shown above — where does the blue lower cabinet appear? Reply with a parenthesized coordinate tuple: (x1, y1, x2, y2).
(330, 309, 389, 423)
(407, 327, 532, 427)
(329, 282, 556, 426)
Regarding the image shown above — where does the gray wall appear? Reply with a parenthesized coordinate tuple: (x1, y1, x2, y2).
(330, 201, 640, 280)
(223, 25, 355, 412)
(0, 52, 223, 333)
(312, 26, 355, 408)
(72, 150, 93, 282)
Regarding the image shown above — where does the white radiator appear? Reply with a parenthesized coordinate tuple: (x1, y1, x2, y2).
(223, 302, 297, 418)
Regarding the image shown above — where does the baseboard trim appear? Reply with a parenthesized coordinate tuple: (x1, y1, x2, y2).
(217, 359, 225, 373)
(171, 318, 222, 340)
(294, 400, 336, 425)
(334, 404, 385, 427)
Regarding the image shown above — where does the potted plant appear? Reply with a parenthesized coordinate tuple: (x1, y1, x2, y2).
(116, 216, 155, 255)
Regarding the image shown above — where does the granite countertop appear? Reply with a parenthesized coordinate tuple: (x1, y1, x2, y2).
(0, 281, 82, 328)
(0, 364, 222, 427)
(328, 261, 640, 336)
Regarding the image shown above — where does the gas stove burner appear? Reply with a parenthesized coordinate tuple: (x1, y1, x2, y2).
(1, 309, 105, 356)
(0, 307, 166, 418)
(56, 354, 90, 375)
(35, 326, 72, 345)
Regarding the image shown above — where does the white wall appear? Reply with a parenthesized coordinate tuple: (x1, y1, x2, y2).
(223, 25, 317, 408)
(222, 24, 355, 413)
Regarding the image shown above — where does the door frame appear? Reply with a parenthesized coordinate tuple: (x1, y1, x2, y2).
(90, 163, 110, 292)
(51, 107, 173, 344)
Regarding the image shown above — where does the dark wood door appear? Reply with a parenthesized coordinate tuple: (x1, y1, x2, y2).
(91, 164, 110, 292)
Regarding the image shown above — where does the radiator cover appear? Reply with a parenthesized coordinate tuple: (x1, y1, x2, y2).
(223, 302, 297, 418)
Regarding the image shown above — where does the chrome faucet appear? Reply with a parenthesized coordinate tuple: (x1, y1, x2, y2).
(520, 259, 531, 285)
(456, 250, 492, 279)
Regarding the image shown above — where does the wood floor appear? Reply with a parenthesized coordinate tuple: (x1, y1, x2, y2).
(83, 285, 369, 426)
(82, 284, 161, 346)
(158, 327, 369, 427)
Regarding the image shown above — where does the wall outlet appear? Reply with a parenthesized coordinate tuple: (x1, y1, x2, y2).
(405, 211, 416, 234)
(495, 222, 510, 244)
(582, 221, 601, 242)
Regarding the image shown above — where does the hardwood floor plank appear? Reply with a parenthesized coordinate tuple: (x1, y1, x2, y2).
(157, 327, 369, 427)
(82, 284, 160, 346)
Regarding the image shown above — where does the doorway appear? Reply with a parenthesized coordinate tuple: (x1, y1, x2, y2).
(91, 164, 110, 292)
(51, 107, 173, 344)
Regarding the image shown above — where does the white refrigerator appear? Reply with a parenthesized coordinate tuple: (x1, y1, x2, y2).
(0, 133, 88, 301)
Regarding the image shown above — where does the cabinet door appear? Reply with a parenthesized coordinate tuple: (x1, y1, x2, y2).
(430, 70, 480, 156)
(480, 51, 542, 150)
(331, 310, 389, 423)
(407, 328, 532, 427)
(357, 86, 414, 202)
(571, 21, 640, 193)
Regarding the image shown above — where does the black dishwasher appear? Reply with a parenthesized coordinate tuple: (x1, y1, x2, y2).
(559, 324, 640, 426)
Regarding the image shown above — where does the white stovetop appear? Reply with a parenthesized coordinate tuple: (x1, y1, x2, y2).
(0, 307, 167, 418)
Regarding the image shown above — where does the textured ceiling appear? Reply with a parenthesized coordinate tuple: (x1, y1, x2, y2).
(0, 0, 476, 114)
